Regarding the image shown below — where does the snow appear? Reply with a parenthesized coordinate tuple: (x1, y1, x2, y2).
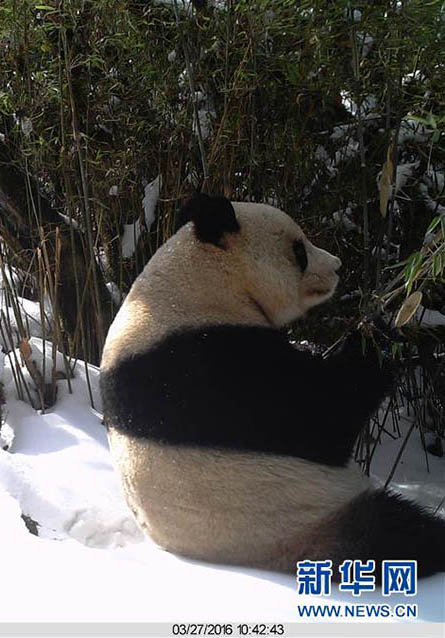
(58, 211, 80, 229)
(0, 338, 444, 625)
(402, 71, 426, 86)
(121, 221, 142, 259)
(356, 32, 374, 58)
(309, 126, 361, 181)
(143, 175, 161, 230)
(340, 93, 377, 119)
(414, 305, 445, 327)
(121, 176, 160, 259)
(399, 118, 430, 145)
(106, 281, 124, 306)
(0, 285, 52, 348)
(370, 409, 445, 515)
(192, 91, 216, 140)
(332, 206, 360, 233)
(333, 138, 359, 167)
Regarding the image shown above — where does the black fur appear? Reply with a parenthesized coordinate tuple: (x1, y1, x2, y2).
(177, 194, 240, 246)
(100, 325, 393, 467)
(297, 488, 445, 580)
(293, 240, 308, 273)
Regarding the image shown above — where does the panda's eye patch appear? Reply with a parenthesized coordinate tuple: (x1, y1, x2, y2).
(293, 239, 308, 273)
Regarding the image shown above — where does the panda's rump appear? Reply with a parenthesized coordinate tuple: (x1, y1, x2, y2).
(108, 428, 366, 569)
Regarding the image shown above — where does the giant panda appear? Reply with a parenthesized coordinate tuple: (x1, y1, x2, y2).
(100, 194, 445, 579)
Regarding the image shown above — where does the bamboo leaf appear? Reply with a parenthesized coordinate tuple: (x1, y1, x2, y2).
(394, 291, 423, 328)
(404, 251, 423, 295)
(408, 115, 430, 127)
(432, 254, 441, 278)
(426, 112, 437, 129)
(380, 141, 394, 218)
(19, 338, 32, 361)
(426, 216, 441, 234)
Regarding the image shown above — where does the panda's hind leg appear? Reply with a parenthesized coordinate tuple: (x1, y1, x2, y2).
(289, 489, 445, 581)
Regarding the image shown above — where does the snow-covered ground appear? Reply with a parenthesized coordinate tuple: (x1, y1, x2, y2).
(0, 337, 444, 628)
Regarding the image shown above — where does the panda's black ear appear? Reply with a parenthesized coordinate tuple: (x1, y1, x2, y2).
(177, 193, 240, 246)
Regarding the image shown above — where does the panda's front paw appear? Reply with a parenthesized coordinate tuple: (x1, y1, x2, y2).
(334, 321, 397, 396)
(341, 316, 396, 358)
(339, 327, 373, 362)
(340, 328, 364, 356)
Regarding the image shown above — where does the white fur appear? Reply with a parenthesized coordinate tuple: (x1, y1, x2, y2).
(108, 428, 367, 571)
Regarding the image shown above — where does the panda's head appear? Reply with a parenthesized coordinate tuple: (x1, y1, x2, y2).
(176, 194, 341, 326)
(101, 194, 341, 366)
